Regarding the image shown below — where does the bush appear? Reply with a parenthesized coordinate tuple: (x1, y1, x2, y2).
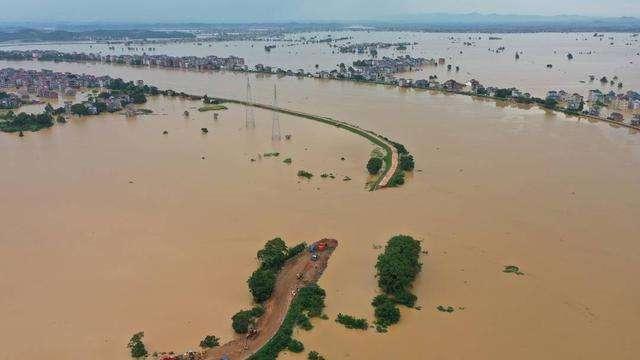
(296, 313, 313, 330)
(257, 237, 288, 271)
(232, 306, 265, 333)
(287, 339, 305, 353)
(248, 285, 326, 360)
(308, 350, 326, 360)
(366, 157, 383, 175)
(199, 335, 220, 348)
(376, 235, 421, 295)
(286, 242, 307, 260)
(388, 172, 405, 187)
(399, 154, 415, 171)
(393, 289, 417, 307)
(335, 313, 369, 330)
(248, 268, 277, 302)
(297, 170, 313, 179)
(373, 297, 400, 327)
(127, 332, 148, 358)
(371, 235, 422, 330)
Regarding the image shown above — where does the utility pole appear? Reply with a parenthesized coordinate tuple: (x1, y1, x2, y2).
(245, 77, 255, 128)
(271, 84, 281, 141)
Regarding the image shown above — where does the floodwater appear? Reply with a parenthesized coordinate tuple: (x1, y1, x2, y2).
(1, 34, 640, 360)
(2, 32, 640, 97)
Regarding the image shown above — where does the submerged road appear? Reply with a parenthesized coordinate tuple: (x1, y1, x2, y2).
(215, 97, 400, 190)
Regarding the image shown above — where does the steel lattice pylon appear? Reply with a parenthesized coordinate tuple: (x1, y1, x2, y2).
(245, 77, 256, 128)
(271, 84, 281, 141)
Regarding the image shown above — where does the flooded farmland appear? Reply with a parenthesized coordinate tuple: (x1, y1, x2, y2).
(1, 32, 640, 360)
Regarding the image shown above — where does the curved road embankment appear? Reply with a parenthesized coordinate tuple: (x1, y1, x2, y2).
(214, 97, 399, 190)
(204, 239, 338, 360)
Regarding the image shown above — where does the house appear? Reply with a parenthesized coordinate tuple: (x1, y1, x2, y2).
(567, 93, 584, 111)
(443, 79, 465, 92)
(558, 90, 569, 102)
(414, 79, 429, 89)
(631, 114, 640, 126)
(608, 112, 624, 122)
(588, 89, 604, 103)
(546, 90, 560, 101)
(628, 99, 640, 110)
(588, 106, 600, 116)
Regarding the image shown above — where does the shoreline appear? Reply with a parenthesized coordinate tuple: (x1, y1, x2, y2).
(1, 57, 638, 133)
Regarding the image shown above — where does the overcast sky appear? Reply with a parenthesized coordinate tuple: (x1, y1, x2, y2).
(1, 0, 639, 22)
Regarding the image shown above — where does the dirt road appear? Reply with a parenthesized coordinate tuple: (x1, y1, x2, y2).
(203, 239, 338, 360)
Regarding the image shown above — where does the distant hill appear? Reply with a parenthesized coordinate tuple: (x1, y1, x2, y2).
(0, 29, 195, 43)
(366, 13, 640, 32)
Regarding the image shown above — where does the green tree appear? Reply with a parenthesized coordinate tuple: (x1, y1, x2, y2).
(375, 235, 421, 295)
(127, 332, 148, 358)
(199, 335, 220, 349)
(287, 339, 305, 353)
(544, 98, 558, 109)
(373, 298, 400, 326)
(367, 157, 383, 175)
(257, 237, 288, 270)
(248, 268, 277, 302)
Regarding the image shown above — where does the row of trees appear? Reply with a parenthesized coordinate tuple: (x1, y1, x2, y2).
(0, 111, 53, 133)
(247, 238, 306, 302)
(372, 235, 422, 332)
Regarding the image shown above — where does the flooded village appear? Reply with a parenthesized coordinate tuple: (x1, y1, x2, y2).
(1, 15, 640, 360)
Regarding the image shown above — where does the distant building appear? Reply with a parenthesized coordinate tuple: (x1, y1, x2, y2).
(608, 112, 624, 122)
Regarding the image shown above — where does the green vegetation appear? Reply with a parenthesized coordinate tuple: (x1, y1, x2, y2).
(503, 265, 525, 275)
(297, 170, 313, 179)
(286, 243, 307, 260)
(0, 112, 54, 133)
(246, 239, 308, 304)
(388, 171, 405, 187)
(127, 332, 148, 359)
(106, 78, 158, 104)
(308, 350, 326, 360)
(287, 339, 305, 353)
(544, 98, 558, 109)
(248, 284, 326, 360)
(367, 157, 383, 175)
(399, 154, 415, 171)
(263, 152, 280, 157)
(335, 313, 369, 330)
(199, 335, 220, 349)
(437, 305, 455, 313)
(493, 88, 513, 99)
(283, 158, 292, 164)
(372, 235, 422, 331)
(372, 295, 401, 331)
(232, 306, 265, 333)
(248, 268, 277, 302)
(376, 235, 421, 296)
(258, 237, 288, 270)
(198, 104, 228, 112)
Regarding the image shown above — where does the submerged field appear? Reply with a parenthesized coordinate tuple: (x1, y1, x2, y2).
(1, 49, 640, 359)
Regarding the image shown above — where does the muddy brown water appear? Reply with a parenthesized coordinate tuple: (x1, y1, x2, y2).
(1, 55, 639, 360)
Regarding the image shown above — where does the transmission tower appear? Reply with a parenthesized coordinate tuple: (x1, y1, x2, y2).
(271, 84, 281, 141)
(245, 77, 256, 128)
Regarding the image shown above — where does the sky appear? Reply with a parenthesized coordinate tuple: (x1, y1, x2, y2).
(0, 0, 639, 22)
